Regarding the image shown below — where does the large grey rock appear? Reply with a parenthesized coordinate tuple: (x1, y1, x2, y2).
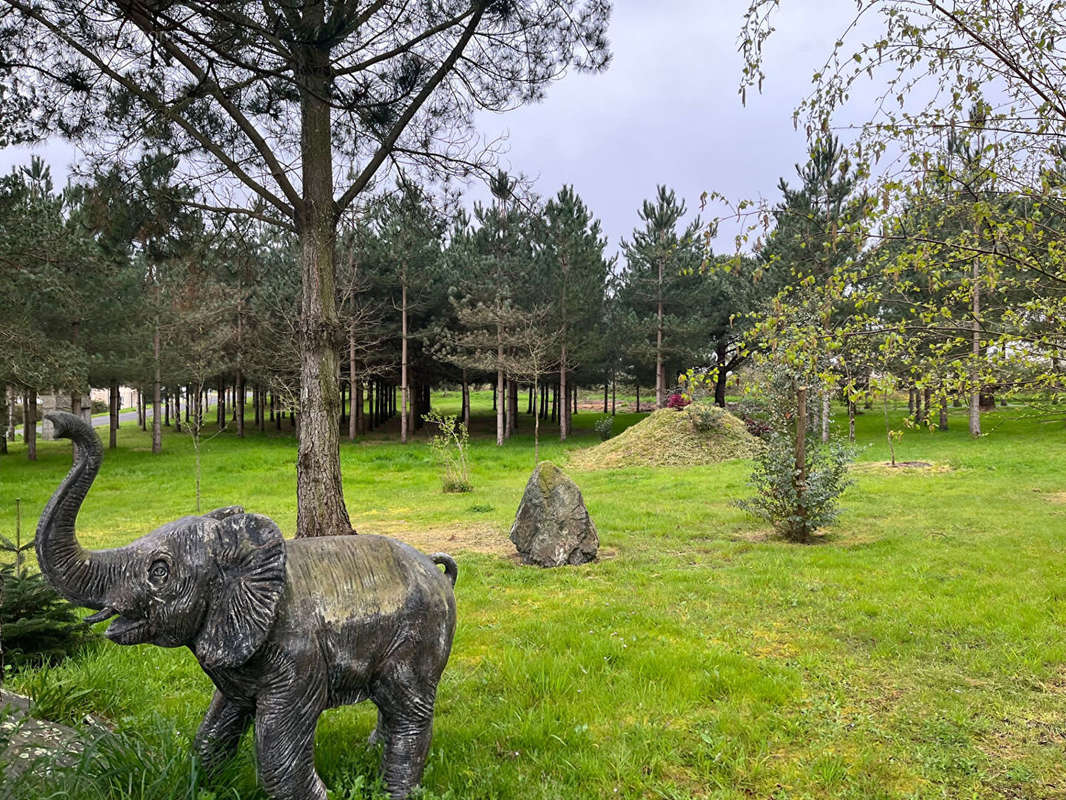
(509, 461, 598, 567)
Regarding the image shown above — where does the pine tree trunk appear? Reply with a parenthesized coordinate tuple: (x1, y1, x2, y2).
(192, 387, 202, 512)
(358, 387, 365, 430)
(939, 392, 949, 431)
(338, 380, 346, 432)
(603, 381, 608, 414)
(409, 382, 417, 431)
(152, 324, 162, 454)
(24, 389, 36, 461)
(511, 380, 518, 430)
(0, 386, 7, 455)
(6, 386, 15, 446)
(295, 48, 350, 537)
(533, 378, 541, 465)
(109, 381, 120, 448)
(496, 341, 505, 447)
(216, 380, 224, 431)
(560, 339, 568, 440)
(656, 256, 665, 408)
(408, 379, 416, 436)
(401, 280, 409, 444)
(635, 384, 640, 413)
(237, 373, 245, 438)
(348, 327, 358, 441)
(848, 399, 856, 442)
(174, 383, 182, 434)
(462, 374, 470, 429)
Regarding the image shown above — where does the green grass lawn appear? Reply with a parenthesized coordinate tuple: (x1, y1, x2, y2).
(1, 394, 1065, 799)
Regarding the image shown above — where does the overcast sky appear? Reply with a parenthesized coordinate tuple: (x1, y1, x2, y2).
(0, 0, 860, 258)
(468, 0, 862, 255)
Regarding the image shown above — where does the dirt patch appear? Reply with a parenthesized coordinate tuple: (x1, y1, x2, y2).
(977, 715, 1066, 797)
(1041, 665, 1066, 695)
(1047, 492, 1066, 505)
(577, 401, 644, 413)
(569, 404, 759, 470)
(729, 528, 775, 543)
(852, 461, 951, 475)
(357, 521, 515, 557)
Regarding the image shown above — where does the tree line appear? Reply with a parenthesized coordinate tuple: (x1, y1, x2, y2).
(0, 155, 772, 459)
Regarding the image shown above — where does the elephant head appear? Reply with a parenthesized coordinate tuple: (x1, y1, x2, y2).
(36, 412, 287, 669)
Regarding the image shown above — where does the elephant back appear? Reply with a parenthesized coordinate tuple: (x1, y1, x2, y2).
(280, 534, 456, 631)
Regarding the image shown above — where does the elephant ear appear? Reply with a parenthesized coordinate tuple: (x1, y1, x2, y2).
(194, 513, 286, 670)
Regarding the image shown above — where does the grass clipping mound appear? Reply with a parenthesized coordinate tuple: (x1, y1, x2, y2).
(571, 403, 760, 470)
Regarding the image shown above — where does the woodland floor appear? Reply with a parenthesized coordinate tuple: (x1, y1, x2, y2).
(1, 391, 1065, 799)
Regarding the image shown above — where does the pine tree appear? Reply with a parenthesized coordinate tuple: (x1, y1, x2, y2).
(619, 187, 705, 408)
(538, 186, 611, 439)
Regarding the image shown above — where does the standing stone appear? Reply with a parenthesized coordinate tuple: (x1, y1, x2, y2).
(510, 461, 598, 567)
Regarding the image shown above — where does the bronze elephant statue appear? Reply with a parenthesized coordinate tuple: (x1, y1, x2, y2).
(36, 411, 457, 800)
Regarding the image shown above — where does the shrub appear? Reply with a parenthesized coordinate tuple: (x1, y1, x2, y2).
(687, 401, 725, 432)
(665, 393, 690, 410)
(1, 564, 96, 671)
(736, 370, 854, 542)
(737, 430, 854, 542)
(593, 415, 614, 440)
(423, 411, 473, 493)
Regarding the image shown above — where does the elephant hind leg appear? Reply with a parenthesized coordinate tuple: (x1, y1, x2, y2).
(194, 691, 253, 775)
(373, 680, 438, 800)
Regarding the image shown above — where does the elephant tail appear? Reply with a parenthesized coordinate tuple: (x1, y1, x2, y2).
(430, 553, 457, 586)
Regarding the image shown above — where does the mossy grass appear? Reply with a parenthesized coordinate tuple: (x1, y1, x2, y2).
(1, 393, 1065, 798)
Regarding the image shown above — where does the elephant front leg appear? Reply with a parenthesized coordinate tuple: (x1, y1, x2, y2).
(255, 687, 327, 800)
(194, 690, 253, 774)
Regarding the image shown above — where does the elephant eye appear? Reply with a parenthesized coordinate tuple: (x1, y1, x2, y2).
(149, 560, 170, 582)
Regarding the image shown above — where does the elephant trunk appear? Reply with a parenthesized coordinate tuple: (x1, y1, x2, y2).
(35, 411, 118, 609)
